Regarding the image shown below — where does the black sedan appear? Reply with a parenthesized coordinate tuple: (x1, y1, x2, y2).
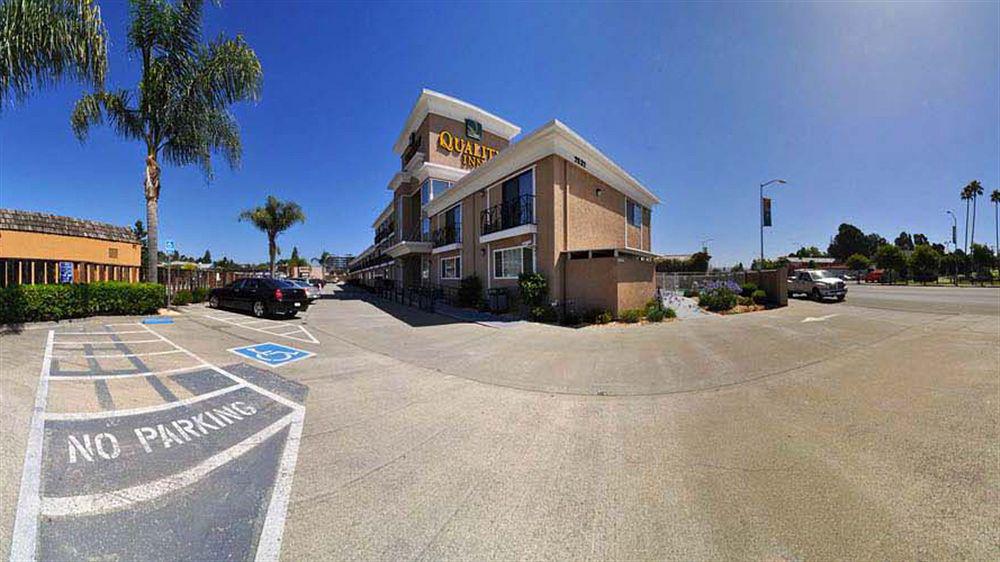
(208, 278, 310, 318)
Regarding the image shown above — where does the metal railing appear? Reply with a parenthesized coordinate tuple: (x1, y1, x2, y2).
(481, 194, 534, 236)
(656, 271, 740, 292)
(431, 225, 460, 247)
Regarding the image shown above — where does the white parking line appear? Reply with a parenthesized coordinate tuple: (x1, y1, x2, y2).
(202, 314, 319, 345)
(47, 364, 211, 381)
(43, 383, 246, 420)
(50, 349, 184, 359)
(53, 329, 149, 335)
(52, 339, 162, 345)
(39, 412, 297, 517)
(9, 330, 53, 561)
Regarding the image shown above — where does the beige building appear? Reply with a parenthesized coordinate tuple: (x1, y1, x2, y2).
(0, 209, 141, 286)
(348, 90, 660, 315)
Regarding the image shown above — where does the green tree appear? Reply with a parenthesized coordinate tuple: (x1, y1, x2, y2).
(913, 233, 929, 246)
(864, 232, 887, 257)
(312, 250, 332, 273)
(792, 246, 826, 258)
(969, 243, 994, 283)
(960, 183, 973, 251)
(288, 246, 308, 268)
(199, 249, 211, 264)
(0, 0, 107, 107)
(70, 0, 262, 284)
(874, 244, 906, 283)
(238, 195, 305, 277)
(845, 253, 870, 284)
(827, 223, 868, 261)
(893, 231, 914, 251)
(908, 245, 939, 284)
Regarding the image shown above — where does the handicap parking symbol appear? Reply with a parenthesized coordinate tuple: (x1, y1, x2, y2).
(229, 342, 315, 367)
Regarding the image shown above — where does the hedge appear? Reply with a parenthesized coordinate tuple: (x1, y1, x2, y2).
(0, 282, 166, 324)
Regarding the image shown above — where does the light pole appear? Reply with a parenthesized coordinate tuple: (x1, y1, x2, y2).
(946, 210, 958, 285)
(759, 179, 787, 269)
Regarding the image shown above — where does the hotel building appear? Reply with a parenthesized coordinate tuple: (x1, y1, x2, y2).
(347, 90, 660, 315)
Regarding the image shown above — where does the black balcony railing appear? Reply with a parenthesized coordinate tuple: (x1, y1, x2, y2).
(481, 194, 535, 236)
(431, 225, 460, 247)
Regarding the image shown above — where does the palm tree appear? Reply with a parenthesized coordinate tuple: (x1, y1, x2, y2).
(991, 189, 1000, 257)
(968, 180, 984, 248)
(239, 196, 305, 277)
(312, 250, 332, 273)
(960, 184, 973, 252)
(0, 0, 107, 107)
(70, 0, 262, 283)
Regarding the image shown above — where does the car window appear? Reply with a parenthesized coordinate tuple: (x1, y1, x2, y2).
(231, 279, 246, 289)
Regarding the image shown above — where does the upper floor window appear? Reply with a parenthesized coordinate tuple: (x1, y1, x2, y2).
(627, 200, 643, 227)
(421, 178, 454, 206)
(445, 204, 462, 240)
(501, 169, 533, 202)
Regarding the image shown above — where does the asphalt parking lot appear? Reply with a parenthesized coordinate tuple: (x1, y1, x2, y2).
(2, 284, 998, 560)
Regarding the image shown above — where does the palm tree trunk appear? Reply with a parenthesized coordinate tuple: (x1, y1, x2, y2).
(970, 196, 977, 247)
(964, 199, 970, 252)
(144, 153, 161, 283)
(268, 235, 276, 278)
(995, 202, 998, 258)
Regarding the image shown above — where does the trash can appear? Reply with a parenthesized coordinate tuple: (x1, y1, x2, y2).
(488, 288, 509, 312)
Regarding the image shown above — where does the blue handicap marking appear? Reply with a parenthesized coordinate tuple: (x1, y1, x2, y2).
(142, 317, 174, 324)
(229, 342, 315, 367)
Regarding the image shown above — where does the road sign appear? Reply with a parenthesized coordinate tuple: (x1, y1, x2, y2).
(229, 342, 315, 367)
(164, 239, 176, 253)
(58, 262, 74, 283)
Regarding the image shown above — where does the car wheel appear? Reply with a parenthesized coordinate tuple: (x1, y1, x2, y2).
(252, 301, 266, 318)
(286, 312, 297, 319)
(208, 295, 219, 308)
(812, 288, 822, 301)
(837, 294, 845, 301)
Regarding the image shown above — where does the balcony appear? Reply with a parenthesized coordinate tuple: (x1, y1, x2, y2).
(480, 194, 535, 238)
(385, 227, 431, 257)
(431, 225, 461, 248)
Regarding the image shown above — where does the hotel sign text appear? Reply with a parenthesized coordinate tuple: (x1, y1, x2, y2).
(438, 130, 499, 169)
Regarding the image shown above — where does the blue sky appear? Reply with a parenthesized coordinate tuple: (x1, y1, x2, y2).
(2, 1, 997, 266)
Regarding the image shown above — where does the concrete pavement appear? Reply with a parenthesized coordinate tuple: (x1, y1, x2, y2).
(2, 284, 997, 560)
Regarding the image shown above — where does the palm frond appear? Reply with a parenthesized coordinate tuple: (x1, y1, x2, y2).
(1, 0, 108, 107)
(71, 90, 143, 141)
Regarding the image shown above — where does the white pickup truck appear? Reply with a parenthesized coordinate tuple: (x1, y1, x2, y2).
(788, 269, 847, 301)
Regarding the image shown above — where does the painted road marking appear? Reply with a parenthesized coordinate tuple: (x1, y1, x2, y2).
(801, 313, 839, 323)
(230, 342, 316, 368)
(204, 312, 320, 345)
(51, 349, 184, 359)
(10, 322, 308, 561)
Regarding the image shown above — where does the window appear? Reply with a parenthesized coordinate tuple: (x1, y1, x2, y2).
(494, 247, 534, 279)
(445, 204, 462, 241)
(422, 217, 431, 240)
(440, 256, 461, 279)
(421, 179, 453, 206)
(501, 169, 533, 203)
(421, 257, 430, 279)
(627, 200, 643, 227)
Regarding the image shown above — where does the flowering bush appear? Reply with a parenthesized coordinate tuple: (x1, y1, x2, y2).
(698, 280, 739, 312)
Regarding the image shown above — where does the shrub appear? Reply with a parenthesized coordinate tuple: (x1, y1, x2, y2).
(0, 282, 165, 324)
(560, 310, 581, 326)
(683, 288, 699, 298)
(585, 310, 614, 324)
(172, 289, 193, 306)
(457, 275, 482, 308)
(619, 308, 643, 323)
(751, 289, 768, 305)
(736, 295, 752, 306)
(530, 304, 558, 323)
(191, 287, 209, 303)
(698, 281, 738, 312)
(664, 307, 677, 319)
(739, 282, 758, 297)
(518, 272, 548, 308)
(646, 307, 665, 322)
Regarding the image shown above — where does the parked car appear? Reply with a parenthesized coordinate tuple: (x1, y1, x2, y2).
(864, 270, 885, 283)
(290, 279, 321, 301)
(788, 269, 847, 301)
(308, 278, 326, 289)
(208, 278, 310, 317)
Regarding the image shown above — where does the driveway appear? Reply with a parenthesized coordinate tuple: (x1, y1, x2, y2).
(2, 285, 997, 560)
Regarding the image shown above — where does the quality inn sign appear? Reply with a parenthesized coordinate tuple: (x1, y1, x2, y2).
(438, 130, 499, 169)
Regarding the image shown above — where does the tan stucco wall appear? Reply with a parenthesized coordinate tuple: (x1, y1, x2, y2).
(615, 256, 656, 312)
(564, 255, 655, 316)
(425, 114, 508, 170)
(0, 230, 141, 265)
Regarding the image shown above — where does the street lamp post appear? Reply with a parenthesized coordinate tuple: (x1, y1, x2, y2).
(946, 210, 958, 285)
(759, 179, 787, 269)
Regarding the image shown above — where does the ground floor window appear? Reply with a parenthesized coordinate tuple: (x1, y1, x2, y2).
(493, 246, 534, 279)
(440, 256, 461, 280)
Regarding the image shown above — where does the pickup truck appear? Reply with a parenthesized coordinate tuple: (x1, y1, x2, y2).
(788, 269, 848, 301)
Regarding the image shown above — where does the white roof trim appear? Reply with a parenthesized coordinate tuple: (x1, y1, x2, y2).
(371, 201, 393, 228)
(425, 120, 660, 216)
(392, 89, 521, 155)
(387, 171, 411, 191)
(413, 162, 468, 184)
